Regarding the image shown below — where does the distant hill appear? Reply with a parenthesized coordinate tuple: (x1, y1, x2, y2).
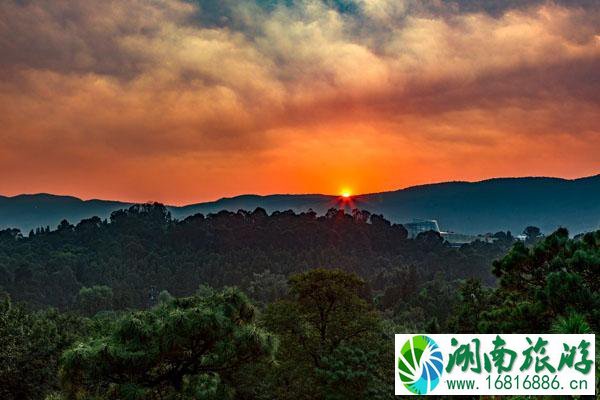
(0, 194, 130, 234)
(2, 175, 600, 234)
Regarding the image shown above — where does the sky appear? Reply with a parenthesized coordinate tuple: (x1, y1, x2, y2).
(0, 0, 599, 204)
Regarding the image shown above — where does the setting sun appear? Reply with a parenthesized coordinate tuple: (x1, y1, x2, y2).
(341, 190, 352, 198)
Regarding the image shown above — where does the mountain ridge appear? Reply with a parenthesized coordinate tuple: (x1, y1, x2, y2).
(1, 174, 599, 235)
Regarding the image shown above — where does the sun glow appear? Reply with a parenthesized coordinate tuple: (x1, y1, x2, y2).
(341, 190, 352, 198)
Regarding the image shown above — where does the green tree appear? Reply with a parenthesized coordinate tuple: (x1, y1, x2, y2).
(77, 285, 114, 316)
(315, 345, 391, 400)
(60, 288, 276, 400)
(0, 296, 83, 400)
(550, 313, 593, 334)
(523, 225, 543, 245)
(247, 269, 288, 306)
(482, 229, 599, 333)
(258, 269, 392, 400)
(449, 278, 492, 333)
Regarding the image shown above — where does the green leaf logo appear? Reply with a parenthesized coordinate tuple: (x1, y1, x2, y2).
(397, 335, 444, 394)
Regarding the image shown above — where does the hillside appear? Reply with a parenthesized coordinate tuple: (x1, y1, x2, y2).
(0, 203, 512, 310)
(2, 175, 599, 234)
(0, 194, 130, 234)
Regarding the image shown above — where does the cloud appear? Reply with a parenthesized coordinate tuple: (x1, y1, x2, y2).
(0, 0, 598, 202)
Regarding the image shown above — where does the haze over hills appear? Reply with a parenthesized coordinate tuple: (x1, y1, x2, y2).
(1, 175, 599, 235)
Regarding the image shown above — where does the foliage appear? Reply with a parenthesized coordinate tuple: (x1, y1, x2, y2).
(253, 269, 393, 400)
(481, 228, 599, 333)
(0, 204, 513, 310)
(315, 345, 391, 400)
(77, 285, 113, 316)
(448, 278, 493, 333)
(523, 226, 544, 246)
(60, 288, 277, 400)
(1, 203, 597, 399)
(0, 296, 85, 400)
(550, 313, 593, 334)
(247, 269, 288, 306)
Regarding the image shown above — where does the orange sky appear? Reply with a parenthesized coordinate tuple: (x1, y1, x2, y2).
(0, 0, 599, 205)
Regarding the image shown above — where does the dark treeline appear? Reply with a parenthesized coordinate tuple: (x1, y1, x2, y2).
(0, 203, 512, 311)
(0, 204, 598, 399)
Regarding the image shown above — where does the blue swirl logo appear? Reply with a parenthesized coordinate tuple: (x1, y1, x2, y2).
(397, 335, 444, 394)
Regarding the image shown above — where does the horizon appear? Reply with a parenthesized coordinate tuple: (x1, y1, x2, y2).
(2, 172, 598, 206)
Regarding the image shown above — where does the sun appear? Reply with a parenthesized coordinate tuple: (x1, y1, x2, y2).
(341, 189, 352, 198)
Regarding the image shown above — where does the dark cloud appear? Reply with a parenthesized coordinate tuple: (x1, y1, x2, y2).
(445, 0, 600, 16)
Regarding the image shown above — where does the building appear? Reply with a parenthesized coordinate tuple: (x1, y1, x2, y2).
(404, 219, 440, 238)
(441, 232, 500, 247)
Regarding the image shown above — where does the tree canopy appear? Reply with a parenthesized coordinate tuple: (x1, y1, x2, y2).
(60, 288, 276, 400)
(0, 203, 513, 311)
(0, 203, 597, 399)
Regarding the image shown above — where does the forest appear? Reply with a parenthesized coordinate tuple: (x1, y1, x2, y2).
(0, 203, 598, 399)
